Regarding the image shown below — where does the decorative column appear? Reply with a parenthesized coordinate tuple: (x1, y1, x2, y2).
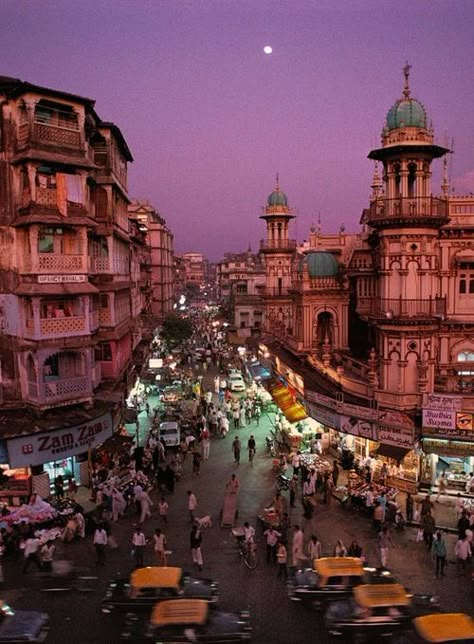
(322, 333, 331, 367)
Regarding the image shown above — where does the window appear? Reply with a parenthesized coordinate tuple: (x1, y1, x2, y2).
(457, 351, 474, 362)
(95, 342, 112, 362)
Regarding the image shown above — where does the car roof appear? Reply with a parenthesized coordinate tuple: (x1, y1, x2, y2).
(413, 613, 474, 642)
(130, 566, 181, 589)
(159, 422, 179, 430)
(229, 373, 243, 379)
(150, 599, 208, 626)
(314, 557, 364, 578)
(353, 583, 410, 608)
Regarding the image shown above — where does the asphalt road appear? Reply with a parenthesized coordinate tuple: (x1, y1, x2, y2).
(3, 377, 472, 643)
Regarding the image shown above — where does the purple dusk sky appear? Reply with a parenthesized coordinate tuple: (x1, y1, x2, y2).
(3, 0, 474, 259)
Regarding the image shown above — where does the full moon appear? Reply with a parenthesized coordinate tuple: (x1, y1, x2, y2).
(263, 45, 272, 55)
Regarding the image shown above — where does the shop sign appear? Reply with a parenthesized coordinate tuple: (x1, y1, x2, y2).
(422, 410, 474, 440)
(377, 424, 414, 448)
(306, 402, 339, 430)
(422, 408, 456, 431)
(386, 476, 418, 495)
(337, 401, 378, 421)
(422, 393, 462, 411)
(7, 412, 113, 467)
(422, 438, 474, 458)
(340, 415, 375, 439)
(38, 274, 87, 283)
(306, 390, 338, 410)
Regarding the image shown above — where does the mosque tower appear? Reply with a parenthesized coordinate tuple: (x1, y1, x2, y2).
(260, 176, 296, 338)
(366, 64, 450, 404)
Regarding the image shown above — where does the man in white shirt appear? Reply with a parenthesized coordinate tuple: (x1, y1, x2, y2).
(93, 524, 108, 566)
(243, 522, 255, 544)
(132, 526, 146, 567)
(292, 525, 305, 569)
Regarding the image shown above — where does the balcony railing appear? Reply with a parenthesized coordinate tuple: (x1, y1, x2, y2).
(367, 197, 448, 224)
(37, 253, 85, 272)
(91, 257, 111, 273)
(33, 121, 81, 147)
(28, 376, 91, 405)
(260, 239, 297, 251)
(362, 297, 446, 320)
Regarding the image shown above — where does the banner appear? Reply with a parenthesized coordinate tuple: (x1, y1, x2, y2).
(306, 402, 339, 431)
(7, 412, 113, 467)
(340, 415, 375, 439)
(422, 393, 462, 411)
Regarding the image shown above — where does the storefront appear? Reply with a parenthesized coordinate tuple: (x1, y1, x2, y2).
(5, 411, 113, 497)
(374, 411, 418, 494)
(421, 394, 474, 493)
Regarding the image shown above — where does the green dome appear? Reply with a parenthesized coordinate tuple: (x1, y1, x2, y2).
(299, 252, 339, 278)
(267, 190, 288, 207)
(386, 98, 427, 130)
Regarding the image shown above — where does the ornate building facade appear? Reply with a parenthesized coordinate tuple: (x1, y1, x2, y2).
(260, 68, 474, 489)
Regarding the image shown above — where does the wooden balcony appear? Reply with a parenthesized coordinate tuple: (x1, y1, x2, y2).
(28, 375, 91, 406)
(367, 197, 449, 227)
(91, 257, 111, 273)
(25, 316, 88, 339)
(18, 119, 82, 149)
(360, 297, 446, 321)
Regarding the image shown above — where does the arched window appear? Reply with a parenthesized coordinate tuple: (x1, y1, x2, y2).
(457, 351, 474, 362)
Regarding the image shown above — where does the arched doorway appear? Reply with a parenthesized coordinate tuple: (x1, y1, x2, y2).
(313, 311, 334, 352)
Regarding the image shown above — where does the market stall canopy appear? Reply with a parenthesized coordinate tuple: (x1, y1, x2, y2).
(375, 443, 411, 463)
(100, 432, 134, 454)
(270, 384, 307, 423)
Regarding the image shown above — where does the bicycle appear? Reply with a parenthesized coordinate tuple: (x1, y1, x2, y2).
(232, 529, 259, 569)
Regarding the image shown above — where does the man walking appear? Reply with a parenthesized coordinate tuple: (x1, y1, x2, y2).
(190, 523, 203, 571)
(263, 525, 281, 563)
(247, 435, 256, 465)
(432, 530, 447, 578)
(292, 524, 305, 569)
(232, 436, 241, 465)
(132, 525, 146, 568)
(378, 524, 394, 568)
(93, 523, 108, 566)
(187, 490, 197, 521)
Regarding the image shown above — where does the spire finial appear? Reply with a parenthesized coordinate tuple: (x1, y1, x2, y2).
(317, 211, 321, 234)
(403, 61, 412, 99)
(275, 172, 280, 191)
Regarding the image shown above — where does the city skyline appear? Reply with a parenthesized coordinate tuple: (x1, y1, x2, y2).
(3, 0, 474, 259)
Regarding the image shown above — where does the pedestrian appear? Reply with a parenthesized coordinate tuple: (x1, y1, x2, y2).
(247, 435, 256, 465)
(307, 534, 322, 561)
(232, 435, 241, 465)
(54, 475, 65, 500)
(436, 472, 448, 502)
(347, 539, 363, 558)
(145, 401, 150, 416)
(22, 533, 42, 573)
(276, 540, 288, 579)
(254, 405, 261, 426)
(139, 488, 153, 524)
(263, 525, 281, 563)
(422, 511, 436, 550)
(132, 525, 146, 568)
(201, 428, 211, 460)
(406, 492, 413, 522)
(455, 534, 471, 573)
(187, 490, 197, 521)
(153, 528, 167, 566)
(325, 476, 335, 507)
(458, 510, 470, 539)
(378, 524, 394, 568)
(292, 524, 305, 568)
(333, 539, 347, 557)
(420, 494, 434, 518)
(233, 407, 240, 429)
(190, 523, 203, 571)
(192, 448, 203, 476)
(289, 475, 297, 508)
(291, 451, 301, 477)
(93, 523, 108, 566)
(158, 497, 169, 527)
(226, 474, 240, 495)
(432, 530, 446, 578)
(40, 540, 55, 572)
(239, 404, 246, 428)
(332, 462, 340, 487)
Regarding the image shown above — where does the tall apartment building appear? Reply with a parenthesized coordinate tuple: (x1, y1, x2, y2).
(181, 251, 205, 286)
(128, 200, 174, 321)
(0, 76, 149, 490)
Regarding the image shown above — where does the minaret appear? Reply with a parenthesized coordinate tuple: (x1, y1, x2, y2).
(260, 176, 296, 336)
(365, 65, 450, 403)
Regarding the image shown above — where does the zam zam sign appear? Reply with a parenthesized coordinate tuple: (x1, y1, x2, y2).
(7, 412, 113, 468)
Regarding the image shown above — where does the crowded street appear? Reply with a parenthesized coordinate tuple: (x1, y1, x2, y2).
(0, 314, 471, 644)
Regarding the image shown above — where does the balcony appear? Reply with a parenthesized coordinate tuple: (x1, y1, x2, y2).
(18, 118, 82, 151)
(362, 297, 446, 320)
(28, 375, 91, 406)
(367, 197, 449, 226)
(91, 257, 111, 273)
(260, 239, 297, 251)
(25, 316, 88, 339)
